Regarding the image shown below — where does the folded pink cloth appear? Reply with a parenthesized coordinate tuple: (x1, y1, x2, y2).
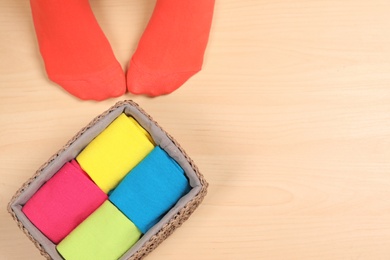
(22, 160, 107, 244)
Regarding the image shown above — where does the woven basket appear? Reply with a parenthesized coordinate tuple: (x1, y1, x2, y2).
(7, 100, 208, 260)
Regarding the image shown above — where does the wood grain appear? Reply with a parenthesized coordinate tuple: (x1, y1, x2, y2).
(1, 0, 390, 259)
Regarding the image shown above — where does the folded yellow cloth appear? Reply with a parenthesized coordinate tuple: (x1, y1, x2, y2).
(76, 113, 154, 193)
(56, 201, 142, 260)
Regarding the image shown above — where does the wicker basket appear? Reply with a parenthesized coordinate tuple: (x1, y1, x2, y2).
(7, 100, 208, 260)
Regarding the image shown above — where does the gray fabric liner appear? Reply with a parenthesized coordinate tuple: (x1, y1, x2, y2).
(10, 104, 201, 260)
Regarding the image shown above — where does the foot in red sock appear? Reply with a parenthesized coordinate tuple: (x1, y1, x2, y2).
(127, 0, 215, 97)
(30, 0, 126, 100)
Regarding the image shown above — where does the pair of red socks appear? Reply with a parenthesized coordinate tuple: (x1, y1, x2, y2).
(30, 0, 215, 100)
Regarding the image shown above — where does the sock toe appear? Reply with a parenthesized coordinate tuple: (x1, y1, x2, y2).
(51, 63, 126, 101)
(126, 59, 199, 97)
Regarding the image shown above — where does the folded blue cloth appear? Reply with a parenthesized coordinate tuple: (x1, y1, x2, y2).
(109, 146, 191, 233)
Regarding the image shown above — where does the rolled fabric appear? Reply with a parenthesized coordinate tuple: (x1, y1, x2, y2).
(109, 146, 191, 233)
(22, 160, 107, 244)
(76, 113, 155, 193)
(56, 200, 142, 260)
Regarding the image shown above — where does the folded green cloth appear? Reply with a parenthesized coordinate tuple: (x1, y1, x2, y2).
(57, 200, 141, 260)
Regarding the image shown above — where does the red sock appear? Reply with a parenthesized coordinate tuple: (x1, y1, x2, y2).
(127, 0, 215, 97)
(30, 0, 126, 101)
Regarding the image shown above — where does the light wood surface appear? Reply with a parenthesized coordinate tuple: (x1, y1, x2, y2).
(2, 0, 390, 259)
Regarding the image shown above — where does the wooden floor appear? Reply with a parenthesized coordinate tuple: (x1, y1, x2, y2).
(2, 0, 390, 259)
